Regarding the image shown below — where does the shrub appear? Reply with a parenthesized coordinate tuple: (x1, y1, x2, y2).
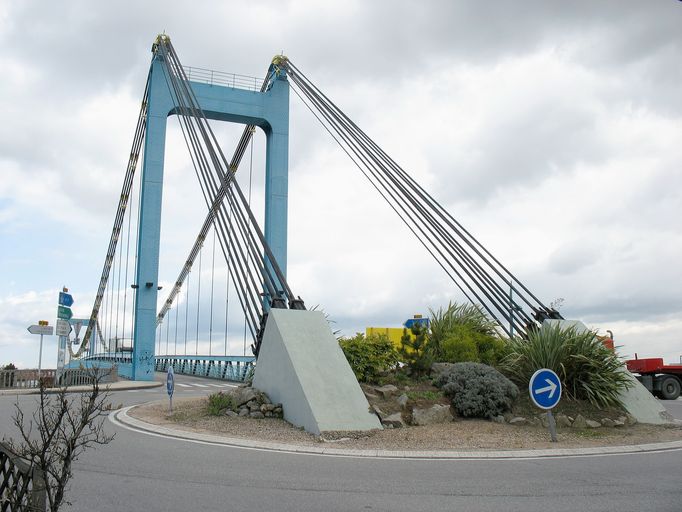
(339, 333, 400, 383)
(207, 391, 236, 416)
(427, 302, 506, 365)
(399, 323, 433, 377)
(433, 362, 519, 418)
(499, 323, 631, 408)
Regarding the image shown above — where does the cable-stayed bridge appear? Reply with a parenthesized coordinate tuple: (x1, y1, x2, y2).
(67, 34, 562, 382)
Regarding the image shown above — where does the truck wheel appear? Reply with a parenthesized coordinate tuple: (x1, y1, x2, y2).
(660, 376, 681, 400)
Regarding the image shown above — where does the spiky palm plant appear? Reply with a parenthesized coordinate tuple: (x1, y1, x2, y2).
(499, 323, 631, 408)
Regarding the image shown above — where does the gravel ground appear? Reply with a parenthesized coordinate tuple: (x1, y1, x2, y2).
(129, 397, 682, 451)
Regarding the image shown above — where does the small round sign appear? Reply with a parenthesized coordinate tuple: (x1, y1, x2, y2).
(166, 366, 175, 397)
(528, 368, 562, 410)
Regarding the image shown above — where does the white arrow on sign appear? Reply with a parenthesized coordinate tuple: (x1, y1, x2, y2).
(534, 379, 558, 399)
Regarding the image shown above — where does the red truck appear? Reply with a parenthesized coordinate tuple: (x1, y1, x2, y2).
(626, 356, 682, 400)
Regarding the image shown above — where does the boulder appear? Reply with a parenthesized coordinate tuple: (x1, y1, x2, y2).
(509, 417, 527, 426)
(492, 415, 505, 424)
(238, 407, 249, 417)
(396, 394, 409, 409)
(412, 404, 452, 426)
(374, 385, 399, 399)
(555, 413, 572, 428)
(225, 410, 238, 418)
(232, 386, 258, 407)
(572, 414, 587, 429)
(249, 411, 265, 419)
(381, 412, 405, 428)
(585, 419, 602, 428)
(625, 413, 638, 426)
(601, 418, 616, 428)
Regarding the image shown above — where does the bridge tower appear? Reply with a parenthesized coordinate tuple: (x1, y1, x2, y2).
(131, 49, 290, 381)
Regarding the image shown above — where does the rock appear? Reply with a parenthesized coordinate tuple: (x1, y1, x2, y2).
(572, 414, 587, 429)
(374, 384, 399, 399)
(528, 417, 541, 427)
(403, 386, 410, 392)
(247, 400, 260, 412)
(238, 407, 249, 417)
(412, 404, 453, 426)
(371, 404, 384, 418)
(601, 418, 616, 428)
(260, 403, 276, 413)
(509, 417, 527, 426)
(381, 412, 405, 428)
(503, 412, 515, 422)
(232, 387, 257, 407)
(260, 394, 272, 405)
(539, 414, 549, 428)
(265, 412, 273, 418)
(492, 415, 505, 424)
(364, 391, 379, 400)
(249, 411, 265, 419)
(225, 410, 238, 417)
(396, 394, 409, 409)
(585, 419, 602, 428)
(625, 413, 637, 426)
(613, 419, 625, 427)
(555, 413, 572, 428)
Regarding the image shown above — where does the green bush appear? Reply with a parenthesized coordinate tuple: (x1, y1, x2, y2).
(427, 302, 506, 365)
(499, 324, 631, 408)
(433, 362, 518, 418)
(207, 391, 236, 416)
(339, 333, 400, 383)
(399, 324, 433, 377)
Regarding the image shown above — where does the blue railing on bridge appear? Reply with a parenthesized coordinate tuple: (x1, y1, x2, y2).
(71, 353, 255, 382)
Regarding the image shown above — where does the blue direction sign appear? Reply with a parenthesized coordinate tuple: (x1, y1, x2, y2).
(529, 368, 562, 410)
(166, 366, 175, 397)
(58, 292, 74, 308)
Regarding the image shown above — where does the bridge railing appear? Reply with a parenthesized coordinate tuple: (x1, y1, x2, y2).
(0, 369, 56, 389)
(0, 441, 46, 511)
(184, 66, 262, 91)
(77, 354, 255, 383)
(155, 355, 255, 382)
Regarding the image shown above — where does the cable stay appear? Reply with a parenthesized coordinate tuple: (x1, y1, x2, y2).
(278, 58, 562, 337)
(153, 36, 305, 357)
(72, 70, 152, 358)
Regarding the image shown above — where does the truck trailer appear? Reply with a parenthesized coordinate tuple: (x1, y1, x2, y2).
(626, 356, 682, 400)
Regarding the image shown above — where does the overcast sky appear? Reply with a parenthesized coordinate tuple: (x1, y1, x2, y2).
(1, 0, 681, 369)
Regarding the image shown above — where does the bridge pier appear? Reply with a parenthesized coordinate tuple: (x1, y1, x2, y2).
(131, 54, 289, 380)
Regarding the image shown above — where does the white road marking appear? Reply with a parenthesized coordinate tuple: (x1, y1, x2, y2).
(127, 390, 140, 393)
(207, 384, 224, 387)
(192, 383, 209, 388)
(176, 383, 192, 388)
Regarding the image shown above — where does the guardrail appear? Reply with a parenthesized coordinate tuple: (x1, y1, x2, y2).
(0, 441, 46, 511)
(0, 370, 56, 389)
(184, 66, 262, 91)
(155, 355, 255, 382)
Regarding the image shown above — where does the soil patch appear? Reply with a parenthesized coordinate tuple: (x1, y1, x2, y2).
(129, 396, 682, 451)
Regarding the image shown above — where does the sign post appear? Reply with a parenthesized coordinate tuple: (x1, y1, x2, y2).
(56, 288, 74, 384)
(166, 365, 175, 413)
(529, 368, 562, 442)
(27, 322, 53, 379)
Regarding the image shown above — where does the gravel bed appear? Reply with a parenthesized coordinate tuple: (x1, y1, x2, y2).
(129, 397, 682, 451)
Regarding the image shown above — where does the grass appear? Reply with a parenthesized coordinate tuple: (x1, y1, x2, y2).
(406, 390, 443, 401)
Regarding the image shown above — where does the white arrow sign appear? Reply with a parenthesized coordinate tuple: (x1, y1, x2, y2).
(534, 379, 558, 399)
(27, 325, 53, 335)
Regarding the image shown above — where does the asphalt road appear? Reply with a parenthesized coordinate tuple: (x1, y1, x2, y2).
(1, 375, 681, 512)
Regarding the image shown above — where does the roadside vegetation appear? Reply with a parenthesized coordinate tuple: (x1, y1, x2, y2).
(339, 301, 633, 420)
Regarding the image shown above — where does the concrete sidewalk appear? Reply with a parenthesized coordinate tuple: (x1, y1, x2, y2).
(111, 404, 682, 460)
(0, 380, 162, 396)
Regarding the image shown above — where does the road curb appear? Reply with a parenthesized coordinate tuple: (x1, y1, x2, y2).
(112, 404, 682, 460)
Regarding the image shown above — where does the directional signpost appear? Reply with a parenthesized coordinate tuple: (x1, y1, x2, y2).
(56, 289, 74, 383)
(27, 321, 53, 379)
(529, 368, 562, 442)
(166, 366, 175, 413)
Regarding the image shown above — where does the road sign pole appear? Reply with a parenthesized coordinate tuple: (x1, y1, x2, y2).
(38, 334, 44, 379)
(546, 409, 558, 442)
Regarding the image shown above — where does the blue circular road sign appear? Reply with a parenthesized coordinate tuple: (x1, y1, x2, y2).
(529, 368, 562, 410)
(166, 366, 175, 397)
